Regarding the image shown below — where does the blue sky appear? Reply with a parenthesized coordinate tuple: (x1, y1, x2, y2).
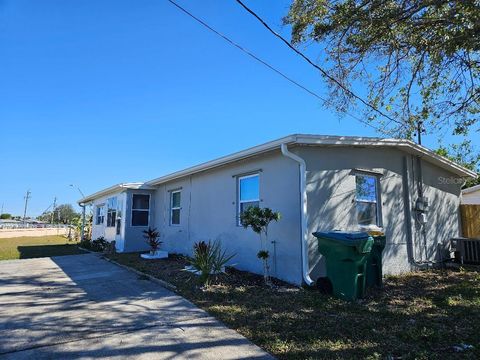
(0, 0, 477, 217)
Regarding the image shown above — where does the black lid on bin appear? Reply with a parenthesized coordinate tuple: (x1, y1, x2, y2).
(313, 231, 370, 241)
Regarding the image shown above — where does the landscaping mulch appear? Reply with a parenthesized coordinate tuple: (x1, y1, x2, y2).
(107, 252, 480, 360)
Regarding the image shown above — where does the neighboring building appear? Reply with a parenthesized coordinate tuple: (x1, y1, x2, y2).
(78, 135, 477, 285)
(461, 184, 480, 205)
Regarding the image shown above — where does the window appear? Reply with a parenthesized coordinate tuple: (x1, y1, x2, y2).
(238, 174, 259, 223)
(132, 194, 149, 226)
(355, 174, 380, 226)
(116, 199, 123, 235)
(95, 205, 104, 225)
(106, 197, 117, 227)
(170, 191, 181, 225)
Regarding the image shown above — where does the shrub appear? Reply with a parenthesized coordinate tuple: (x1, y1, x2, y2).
(88, 237, 109, 252)
(142, 227, 162, 253)
(190, 240, 235, 287)
(240, 206, 281, 284)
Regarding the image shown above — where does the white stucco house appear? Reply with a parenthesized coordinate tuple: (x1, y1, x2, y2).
(461, 184, 480, 205)
(78, 134, 477, 285)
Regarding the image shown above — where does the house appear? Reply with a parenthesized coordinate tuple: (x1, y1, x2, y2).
(461, 184, 480, 205)
(78, 134, 477, 285)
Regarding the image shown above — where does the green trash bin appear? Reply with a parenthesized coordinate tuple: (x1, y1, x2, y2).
(366, 234, 386, 288)
(313, 231, 373, 301)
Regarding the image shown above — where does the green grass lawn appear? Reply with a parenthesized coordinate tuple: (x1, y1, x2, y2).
(0, 235, 85, 260)
(108, 253, 480, 359)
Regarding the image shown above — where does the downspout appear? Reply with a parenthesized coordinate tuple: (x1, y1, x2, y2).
(280, 143, 314, 286)
(80, 203, 86, 241)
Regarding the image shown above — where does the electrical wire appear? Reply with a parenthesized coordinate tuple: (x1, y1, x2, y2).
(164, 0, 390, 134)
(234, 0, 406, 128)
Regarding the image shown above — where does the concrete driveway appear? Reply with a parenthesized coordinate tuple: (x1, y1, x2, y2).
(0, 254, 272, 359)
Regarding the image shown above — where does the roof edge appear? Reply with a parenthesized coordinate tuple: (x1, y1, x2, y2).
(77, 182, 154, 204)
(462, 183, 480, 194)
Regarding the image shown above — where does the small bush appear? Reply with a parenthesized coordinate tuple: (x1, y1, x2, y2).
(80, 236, 109, 252)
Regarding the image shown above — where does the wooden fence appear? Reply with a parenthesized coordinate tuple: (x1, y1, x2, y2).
(461, 205, 480, 239)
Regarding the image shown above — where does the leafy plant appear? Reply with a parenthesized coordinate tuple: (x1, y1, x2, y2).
(190, 240, 235, 287)
(240, 207, 281, 284)
(142, 227, 161, 253)
(80, 236, 109, 252)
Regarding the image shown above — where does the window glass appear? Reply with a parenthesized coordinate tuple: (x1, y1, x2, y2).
(95, 206, 104, 225)
(355, 174, 379, 226)
(132, 194, 149, 209)
(238, 174, 260, 223)
(240, 175, 259, 201)
(171, 209, 180, 225)
(172, 192, 181, 208)
(106, 197, 117, 227)
(131, 194, 149, 226)
(132, 210, 149, 226)
(170, 191, 181, 225)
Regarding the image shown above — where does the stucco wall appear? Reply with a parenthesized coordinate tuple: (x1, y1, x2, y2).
(294, 146, 462, 280)
(150, 150, 303, 285)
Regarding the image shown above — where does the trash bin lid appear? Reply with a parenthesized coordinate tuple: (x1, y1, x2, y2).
(313, 231, 370, 242)
(313, 231, 374, 254)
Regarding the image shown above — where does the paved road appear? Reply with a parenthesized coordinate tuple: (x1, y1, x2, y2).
(0, 254, 272, 359)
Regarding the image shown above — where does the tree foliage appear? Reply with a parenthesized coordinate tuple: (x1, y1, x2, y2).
(435, 140, 480, 187)
(284, 0, 479, 137)
(0, 213, 12, 220)
(37, 204, 80, 224)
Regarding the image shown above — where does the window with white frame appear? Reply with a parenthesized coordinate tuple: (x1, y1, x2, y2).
(170, 190, 181, 225)
(355, 174, 381, 226)
(131, 194, 149, 226)
(106, 197, 117, 227)
(238, 174, 259, 223)
(95, 205, 105, 225)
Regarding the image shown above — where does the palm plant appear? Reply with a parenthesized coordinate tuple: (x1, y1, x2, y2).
(142, 227, 162, 254)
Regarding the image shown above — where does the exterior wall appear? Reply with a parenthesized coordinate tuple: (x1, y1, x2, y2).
(461, 189, 480, 205)
(150, 150, 303, 285)
(0, 228, 69, 238)
(294, 146, 463, 280)
(123, 189, 155, 252)
(90, 191, 127, 252)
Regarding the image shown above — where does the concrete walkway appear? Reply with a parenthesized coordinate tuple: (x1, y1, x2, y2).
(0, 254, 272, 359)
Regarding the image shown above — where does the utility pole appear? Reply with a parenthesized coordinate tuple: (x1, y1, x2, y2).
(0, 203, 4, 215)
(23, 190, 31, 224)
(51, 197, 57, 225)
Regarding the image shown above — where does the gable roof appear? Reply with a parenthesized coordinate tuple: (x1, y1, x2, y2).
(78, 134, 477, 204)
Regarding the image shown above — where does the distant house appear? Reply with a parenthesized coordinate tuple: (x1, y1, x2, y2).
(78, 134, 476, 285)
(461, 184, 480, 205)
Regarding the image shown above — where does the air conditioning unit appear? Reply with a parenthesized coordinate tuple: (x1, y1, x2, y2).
(451, 237, 480, 264)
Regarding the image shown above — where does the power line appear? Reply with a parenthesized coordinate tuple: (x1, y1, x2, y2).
(163, 0, 390, 134)
(234, 0, 405, 128)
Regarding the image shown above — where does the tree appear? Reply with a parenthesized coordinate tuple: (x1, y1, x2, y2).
(240, 207, 281, 284)
(435, 140, 480, 188)
(284, 0, 479, 137)
(0, 213, 12, 220)
(37, 204, 80, 224)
